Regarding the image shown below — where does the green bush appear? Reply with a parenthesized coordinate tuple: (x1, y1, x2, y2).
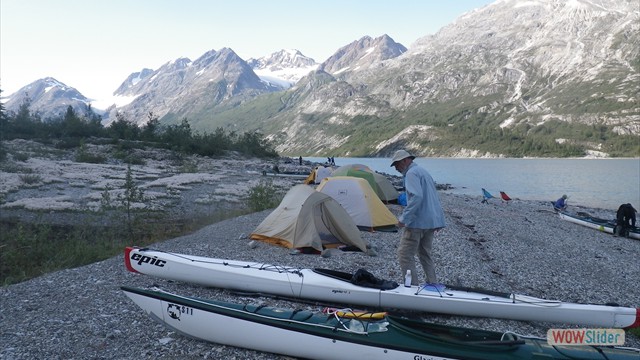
(179, 160, 198, 173)
(13, 152, 29, 162)
(245, 179, 282, 212)
(19, 174, 42, 184)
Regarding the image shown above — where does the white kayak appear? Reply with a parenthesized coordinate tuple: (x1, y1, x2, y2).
(124, 247, 640, 329)
(559, 212, 640, 240)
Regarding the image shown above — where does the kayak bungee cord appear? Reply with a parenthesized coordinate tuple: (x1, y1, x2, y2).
(138, 247, 304, 276)
(414, 282, 564, 307)
(143, 248, 307, 297)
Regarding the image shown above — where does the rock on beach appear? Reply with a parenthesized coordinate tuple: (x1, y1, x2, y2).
(1, 140, 639, 359)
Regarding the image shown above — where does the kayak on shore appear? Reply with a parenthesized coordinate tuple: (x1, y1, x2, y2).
(121, 286, 640, 360)
(124, 247, 640, 329)
(558, 212, 640, 240)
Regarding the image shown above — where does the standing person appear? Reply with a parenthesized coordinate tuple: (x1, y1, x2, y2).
(390, 150, 446, 285)
(553, 194, 568, 211)
(615, 203, 637, 237)
(298, 156, 302, 165)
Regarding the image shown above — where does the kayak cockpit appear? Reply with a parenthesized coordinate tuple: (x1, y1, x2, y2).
(313, 268, 399, 290)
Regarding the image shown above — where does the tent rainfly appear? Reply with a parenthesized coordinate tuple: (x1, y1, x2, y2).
(250, 184, 371, 254)
(331, 164, 399, 202)
(317, 176, 398, 232)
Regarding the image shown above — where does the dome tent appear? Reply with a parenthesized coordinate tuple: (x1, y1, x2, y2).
(331, 164, 399, 202)
(250, 185, 371, 254)
(317, 176, 398, 232)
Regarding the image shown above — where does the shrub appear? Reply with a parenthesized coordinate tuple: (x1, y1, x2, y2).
(75, 143, 106, 163)
(19, 174, 42, 184)
(245, 179, 282, 212)
(13, 152, 29, 162)
(179, 160, 198, 173)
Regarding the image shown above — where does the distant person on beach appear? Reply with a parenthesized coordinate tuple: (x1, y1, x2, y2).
(553, 195, 568, 211)
(298, 156, 302, 165)
(391, 150, 446, 285)
(615, 203, 637, 237)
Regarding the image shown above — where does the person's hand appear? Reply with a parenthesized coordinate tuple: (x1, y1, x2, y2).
(397, 222, 405, 228)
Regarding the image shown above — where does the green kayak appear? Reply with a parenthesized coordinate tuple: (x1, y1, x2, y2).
(122, 286, 640, 360)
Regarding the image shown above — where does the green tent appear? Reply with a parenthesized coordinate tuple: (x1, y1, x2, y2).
(331, 164, 399, 202)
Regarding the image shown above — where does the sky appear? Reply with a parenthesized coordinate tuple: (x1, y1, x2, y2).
(1, 0, 494, 105)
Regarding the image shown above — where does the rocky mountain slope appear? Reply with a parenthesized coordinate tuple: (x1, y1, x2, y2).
(108, 48, 283, 125)
(2, 77, 95, 119)
(253, 0, 639, 156)
(3, 0, 638, 158)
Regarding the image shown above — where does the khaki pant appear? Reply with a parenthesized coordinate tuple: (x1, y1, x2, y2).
(398, 228, 436, 285)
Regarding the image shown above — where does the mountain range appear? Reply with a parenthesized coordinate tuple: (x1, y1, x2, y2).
(3, 0, 639, 158)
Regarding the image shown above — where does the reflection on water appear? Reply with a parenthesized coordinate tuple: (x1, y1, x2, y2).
(304, 157, 640, 211)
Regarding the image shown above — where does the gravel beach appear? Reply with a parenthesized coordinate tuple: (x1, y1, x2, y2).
(2, 194, 640, 359)
(1, 140, 639, 359)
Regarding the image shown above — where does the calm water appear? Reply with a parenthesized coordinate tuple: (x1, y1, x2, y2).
(306, 157, 640, 211)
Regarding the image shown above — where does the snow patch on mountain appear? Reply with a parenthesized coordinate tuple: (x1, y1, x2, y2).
(248, 49, 318, 88)
(253, 65, 318, 88)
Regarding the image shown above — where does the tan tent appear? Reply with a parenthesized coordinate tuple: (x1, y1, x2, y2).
(372, 172, 400, 202)
(317, 176, 398, 232)
(250, 184, 370, 253)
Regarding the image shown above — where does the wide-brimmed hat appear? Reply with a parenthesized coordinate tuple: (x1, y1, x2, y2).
(390, 150, 415, 167)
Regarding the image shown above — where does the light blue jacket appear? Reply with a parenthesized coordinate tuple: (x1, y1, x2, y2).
(400, 163, 446, 230)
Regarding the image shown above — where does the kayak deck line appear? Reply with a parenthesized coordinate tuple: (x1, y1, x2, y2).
(126, 246, 305, 276)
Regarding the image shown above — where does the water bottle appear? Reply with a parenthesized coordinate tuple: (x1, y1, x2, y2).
(348, 319, 365, 332)
(404, 270, 412, 287)
(367, 321, 389, 333)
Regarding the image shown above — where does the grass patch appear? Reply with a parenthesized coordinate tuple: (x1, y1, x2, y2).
(0, 208, 247, 286)
(0, 162, 33, 174)
(13, 152, 30, 162)
(19, 173, 42, 185)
